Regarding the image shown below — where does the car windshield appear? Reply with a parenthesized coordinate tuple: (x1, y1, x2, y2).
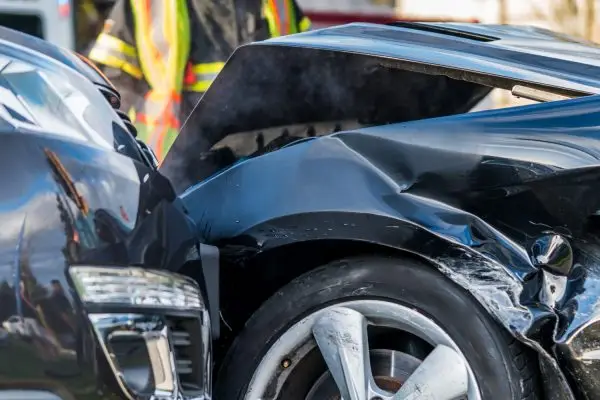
(0, 40, 142, 161)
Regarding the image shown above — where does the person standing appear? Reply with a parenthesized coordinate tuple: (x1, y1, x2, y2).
(88, 0, 310, 162)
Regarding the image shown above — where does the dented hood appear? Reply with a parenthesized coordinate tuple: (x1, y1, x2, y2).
(160, 22, 600, 188)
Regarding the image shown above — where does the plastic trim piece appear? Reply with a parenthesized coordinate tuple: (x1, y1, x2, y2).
(199, 243, 220, 338)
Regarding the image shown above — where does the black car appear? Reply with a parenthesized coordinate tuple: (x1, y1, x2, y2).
(0, 26, 216, 400)
(4, 21, 600, 400)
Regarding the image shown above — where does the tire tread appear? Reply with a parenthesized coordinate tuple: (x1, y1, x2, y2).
(216, 256, 542, 400)
(507, 337, 540, 400)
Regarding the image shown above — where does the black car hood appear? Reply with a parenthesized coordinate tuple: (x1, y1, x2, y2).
(160, 22, 600, 191)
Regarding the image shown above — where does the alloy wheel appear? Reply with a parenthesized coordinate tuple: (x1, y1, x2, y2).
(245, 300, 481, 400)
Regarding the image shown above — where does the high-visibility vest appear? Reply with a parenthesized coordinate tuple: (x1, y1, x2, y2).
(263, 0, 311, 37)
(89, 0, 310, 162)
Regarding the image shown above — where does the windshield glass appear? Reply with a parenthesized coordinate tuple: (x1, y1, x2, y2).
(0, 39, 143, 161)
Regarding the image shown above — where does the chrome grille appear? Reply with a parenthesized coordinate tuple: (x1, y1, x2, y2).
(173, 330, 193, 375)
(168, 317, 204, 393)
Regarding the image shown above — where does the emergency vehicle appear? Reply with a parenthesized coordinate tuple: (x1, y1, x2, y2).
(0, 0, 112, 51)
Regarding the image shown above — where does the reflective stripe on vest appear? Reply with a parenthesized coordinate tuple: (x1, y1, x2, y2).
(129, 0, 190, 161)
(135, 92, 181, 161)
(129, 0, 190, 90)
(299, 16, 311, 32)
(264, 0, 308, 37)
(88, 33, 143, 79)
(134, 123, 179, 166)
(139, 91, 181, 126)
(184, 61, 225, 92)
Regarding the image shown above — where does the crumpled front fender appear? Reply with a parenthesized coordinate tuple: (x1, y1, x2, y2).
(181, 132, 600, 399)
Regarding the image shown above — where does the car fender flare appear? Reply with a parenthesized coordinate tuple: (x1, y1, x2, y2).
(180, 136, 573, 398)
(232, 211, 531, 333)
(223, 210, 574, 400)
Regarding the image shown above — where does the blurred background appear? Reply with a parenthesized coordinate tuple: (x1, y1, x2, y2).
(0, 0, 596, 109)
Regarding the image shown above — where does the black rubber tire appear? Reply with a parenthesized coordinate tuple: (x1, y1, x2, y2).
(215, 256, 541, 400)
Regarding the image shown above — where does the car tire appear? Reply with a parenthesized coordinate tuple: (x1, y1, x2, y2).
(215, 256, 541, 400)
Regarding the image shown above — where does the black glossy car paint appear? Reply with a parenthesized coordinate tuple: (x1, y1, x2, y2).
(160, 23, 600, 399)
(0, 29, 213, 399)
(5, 19, 600, 399)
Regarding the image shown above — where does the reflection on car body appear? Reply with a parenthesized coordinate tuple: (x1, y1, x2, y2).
(8, 19, 600, 400)
(163, 22, 600, 400)
(0, 25, 214, 400)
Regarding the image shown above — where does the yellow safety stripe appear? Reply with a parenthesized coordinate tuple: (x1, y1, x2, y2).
(183, 61, 225, 92)
(191, 62, 225, 75)
(130, 0, 163, 86)
(129, 0, 190, 161)
(88, 48, 143, 79)
(135, 96, 181, 161)
(263, 4, 279, 37)
(95, 32, 137, 58)
(288, 0, 298, 34)
(128, 107, 136, 123)
(263, 0, 308, 37)
(88, 33, 143, 78)
(135, 123, 179, 163)
(129, 0, 190, 91)
(168, 0, 191, 89)
(299, 16, 311, 32)
(185, 80, 213, 93)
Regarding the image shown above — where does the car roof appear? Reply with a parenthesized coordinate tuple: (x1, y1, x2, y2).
(263, 22, 600, 95)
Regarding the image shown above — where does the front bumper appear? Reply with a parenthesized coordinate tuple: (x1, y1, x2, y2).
(70, 266, 212, 400)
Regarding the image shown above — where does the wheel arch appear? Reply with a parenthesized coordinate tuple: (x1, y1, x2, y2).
(214, 211, 574, 399)
(217, 211, 527, 348)
(219, 237, 420, 330)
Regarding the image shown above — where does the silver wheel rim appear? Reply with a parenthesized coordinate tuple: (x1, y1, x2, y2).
(245, 300, 481, 400)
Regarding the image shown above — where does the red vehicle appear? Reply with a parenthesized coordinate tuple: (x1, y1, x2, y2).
(303, 8, 479, 29)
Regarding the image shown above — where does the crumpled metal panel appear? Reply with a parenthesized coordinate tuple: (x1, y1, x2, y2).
(156, 21, 600, 398)
(161, 22, 600, 186)
(181, 93, 600, 399)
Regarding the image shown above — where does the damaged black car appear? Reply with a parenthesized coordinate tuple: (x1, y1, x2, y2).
(3, 20, 600, 400)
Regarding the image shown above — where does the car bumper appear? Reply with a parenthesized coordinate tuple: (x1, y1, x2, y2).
(70, 265, 212, 400)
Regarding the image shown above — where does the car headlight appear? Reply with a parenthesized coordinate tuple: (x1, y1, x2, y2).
(70, 266, 204, 310)
(70, 265, 211, 400)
